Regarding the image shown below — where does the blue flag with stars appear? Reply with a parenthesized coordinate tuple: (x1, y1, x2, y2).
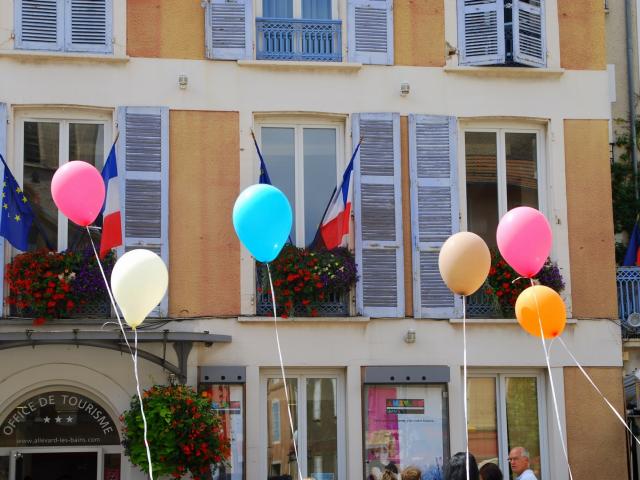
(0, 155, 34, 251)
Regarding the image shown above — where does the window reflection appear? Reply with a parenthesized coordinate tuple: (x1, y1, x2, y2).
(506, 133, 538, 211)
(267, 378, 299, 479)
(467, 377, 498, 466)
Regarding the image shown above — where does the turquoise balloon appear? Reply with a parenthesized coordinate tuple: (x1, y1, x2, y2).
(233, 184, 292, 263)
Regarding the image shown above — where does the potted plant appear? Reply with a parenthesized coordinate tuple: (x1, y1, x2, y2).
(121, 384, 229, 480)
(258, 245, 357, 317)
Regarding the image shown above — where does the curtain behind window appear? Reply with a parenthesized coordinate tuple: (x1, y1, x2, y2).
(302, 0, 331, 19)
(263, 0, 293, 18)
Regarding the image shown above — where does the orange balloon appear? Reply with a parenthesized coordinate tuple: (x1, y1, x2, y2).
(515, 285, 566, 339)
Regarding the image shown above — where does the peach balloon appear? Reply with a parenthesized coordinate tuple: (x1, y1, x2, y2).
(515, 285, 566, 339)
(439, 232, 491, 296)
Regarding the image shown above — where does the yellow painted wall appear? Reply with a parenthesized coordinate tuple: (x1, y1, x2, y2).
(557, 0, 606, 70)
(400, 116, 414, 317)
(394, 0, 445, 67)
(127, 0, 205, 59)
(564, 367, 627, 480)
(169, 110, 240, 317)
(564, 120, 617, 319)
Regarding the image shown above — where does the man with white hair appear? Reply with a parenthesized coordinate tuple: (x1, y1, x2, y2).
(508, 446, 538, 480)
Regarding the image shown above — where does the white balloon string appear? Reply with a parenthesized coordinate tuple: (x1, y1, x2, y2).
(134, 328, 154, 480)
(530, 279, 574, 480)
(86, 227, 152, 477)
(267, 263, 303, 480)
(555, 336, 640, 446)
(85, 227, 132, 355)
(463, 296, 469, 480)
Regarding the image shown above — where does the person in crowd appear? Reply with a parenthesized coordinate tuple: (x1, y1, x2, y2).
(508, 447, 537, 480)
(479, 462, 503, 480)
(401, 465, 422, 480)
(381, 462, 399, 480)
(444, 452, 479, 480)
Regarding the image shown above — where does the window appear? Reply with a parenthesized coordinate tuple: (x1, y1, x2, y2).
(467, 373, 547, 479)
(258, 121, 342, 247)
(457, 0, 546, 67)
(15, 0, 113, 54)
(462, 126, 544, 248)
(262, 371, 345, 479)
(363, 384, 449, 479)
(15, 111, 112, 252)
(256, 0, 341, 61)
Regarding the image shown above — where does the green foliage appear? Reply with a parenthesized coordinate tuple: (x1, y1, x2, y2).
(121, 384, 229, 480)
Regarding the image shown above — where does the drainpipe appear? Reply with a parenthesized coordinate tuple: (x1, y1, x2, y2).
(626, 0, 639, 200)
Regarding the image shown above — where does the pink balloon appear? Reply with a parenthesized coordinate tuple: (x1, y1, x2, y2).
(51, 161, 105, 227)
(496, 207, 552, 278)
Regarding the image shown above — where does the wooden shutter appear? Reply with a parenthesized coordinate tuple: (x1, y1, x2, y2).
(206, 0, 253, 60)
(457, 0, 505, 66)
(353, 113, 404, 318)
(15, 0, 63, 51)
(66, 0, 112, 53)
(512, 0, 545, 67)
(409, 115, 461, 319)
(117, 107, 169, 317)
(0, 104, 7, 307)
(347, 0, 394, 65)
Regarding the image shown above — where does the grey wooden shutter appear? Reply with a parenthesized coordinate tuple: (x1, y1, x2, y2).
(512, 0, 545, 67)
(205, 0, 253, 60)
(0, 104, 7, 307)
(409, 115, 461, 319)
(15, 0, 63, 51)
(117, 107, 169, 317)
(66, 0, 113, 53)
(353, 113, 404, 318)
(457, 0, 505, 66)
(347, 0, 394, 65)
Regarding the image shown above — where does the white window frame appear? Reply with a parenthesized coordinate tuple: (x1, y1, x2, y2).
(256, 117, 345, 248)
(14, 108, 113, 252)
(260, 369, 346, 479)
(467, 371, 549, 480)
(458, 121, 547, 231)
(256, 0, 340, 19)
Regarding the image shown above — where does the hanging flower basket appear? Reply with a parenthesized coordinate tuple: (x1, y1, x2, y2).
(4, 248, 115, 324)
(121, 384, 229, 480)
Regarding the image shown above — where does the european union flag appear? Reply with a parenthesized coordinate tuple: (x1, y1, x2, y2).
(0, 155, 34, 251)
(624, 222, 640, 266)
(251, 132, 272, 185)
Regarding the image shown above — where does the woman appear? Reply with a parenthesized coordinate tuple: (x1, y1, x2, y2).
(443, 452, 479, 480)
(479, 462, 503, 480)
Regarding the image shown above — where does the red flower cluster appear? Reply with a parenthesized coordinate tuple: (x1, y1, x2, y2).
(122, 384, 229, 480)
(4, 249, 79, 325)
(261, 245, 357, 317)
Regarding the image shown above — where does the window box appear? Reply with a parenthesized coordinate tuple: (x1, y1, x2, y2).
(256, 17, 342, 62)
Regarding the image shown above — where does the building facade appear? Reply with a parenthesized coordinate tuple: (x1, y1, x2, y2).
(0, 0, 627, 479)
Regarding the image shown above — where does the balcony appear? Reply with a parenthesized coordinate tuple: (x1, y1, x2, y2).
(618, 267, 640, 339)
(466, 288, 514, 319)
(255, 17, 342, 62)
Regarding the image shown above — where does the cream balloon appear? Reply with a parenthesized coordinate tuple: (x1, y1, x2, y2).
(111, 249, 168, 329)
(438, 232, 491, 296)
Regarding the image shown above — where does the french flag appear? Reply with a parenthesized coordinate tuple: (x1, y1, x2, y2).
(319, 142, 361, 250)
(99, 144, 122, 258)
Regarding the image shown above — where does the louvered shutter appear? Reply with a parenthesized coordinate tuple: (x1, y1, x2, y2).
(205, 0, 253, 60)
(347, 0, 394, 65)
(353, 113, 404, 318)
(512, 0, 545, 67)
(65, 0, 112, 53)
(15, 0, 63, 51)
(117, 107, 169, 317)
(409, 115, 461, 319)
(0, 104, 7, 308)
(457, 0, 505, 66)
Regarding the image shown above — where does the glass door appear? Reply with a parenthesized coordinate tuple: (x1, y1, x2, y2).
(10, 447, 102, 480)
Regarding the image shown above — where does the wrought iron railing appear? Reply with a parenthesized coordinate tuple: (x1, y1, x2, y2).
(618, 267, 640, 338)
(466, 286, 513, 319)
(256, 17, 342, 62)
(255, 263, 349, 317)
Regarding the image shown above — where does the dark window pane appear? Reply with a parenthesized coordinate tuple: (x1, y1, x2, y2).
(267, 378, 299, 479)
(505, 377, 541, 479)
(306, 378, 338, 479)
(506, 132, 538, 211)
(465, 132, 498, 248)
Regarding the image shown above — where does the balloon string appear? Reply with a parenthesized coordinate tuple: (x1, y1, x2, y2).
(530, 279, 573, 480)
(462, 296, 469, 480)
(554, 336, 640, 446)
(134, 328, 154, 480)
(267, 263, 303, 480)
(85, 227, 153, 478)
